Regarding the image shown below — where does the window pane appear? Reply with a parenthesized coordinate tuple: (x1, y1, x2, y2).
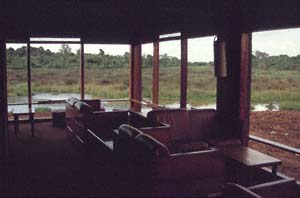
(6, 43, 28, 115)
(187, 36, 216, 109)
(30, 44, 81, 103)
(159, 40, 180, 108)
(250, 28, 300, 180)
(84, 44, 130, 110)
(142, 43, 153, 102)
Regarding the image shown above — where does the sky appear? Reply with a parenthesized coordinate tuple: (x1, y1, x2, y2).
(6, 28, 300, 62)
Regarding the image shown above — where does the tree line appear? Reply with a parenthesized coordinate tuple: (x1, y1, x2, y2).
(6, 44, 213, 69)
(252, 50, 300, 70)
(6, 45, 300, 70)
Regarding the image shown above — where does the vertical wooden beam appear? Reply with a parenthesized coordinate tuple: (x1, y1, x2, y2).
(27, 43, 32, 111)
(129, 45, 134, 108)
(180, 37, 188, 109)
(0, 38, 8, 157)
(133, 44, 142, 111)
(152, 41, 159, 105)
(80, 43, 84, 100)
(129, 44, 142, 112)
(239, 33, 252, 145)
(216, 32, 242, 140)
(216, 32, 252, 145)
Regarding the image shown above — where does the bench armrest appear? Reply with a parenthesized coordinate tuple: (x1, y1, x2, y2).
(156, 148, 225, 180)
(139, 124, 171, 145)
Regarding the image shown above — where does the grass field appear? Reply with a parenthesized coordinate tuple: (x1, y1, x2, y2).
(7, 66, 300, 110)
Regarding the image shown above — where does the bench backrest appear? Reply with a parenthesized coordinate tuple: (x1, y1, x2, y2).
(83, 99, 101, 111)
(189, 109, 217, 141)
(147, 109, 189, 142)
(147, 108, 217, 142)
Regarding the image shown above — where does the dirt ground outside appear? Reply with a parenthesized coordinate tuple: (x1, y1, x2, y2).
(249, 111, 300, 180)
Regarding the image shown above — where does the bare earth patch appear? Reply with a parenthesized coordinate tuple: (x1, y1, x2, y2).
(249, 111, 300, 180)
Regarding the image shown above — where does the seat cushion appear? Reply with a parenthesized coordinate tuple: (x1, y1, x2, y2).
(66, 97, 80, 106)
(169, 141, 210, 154)
(74, 101, 93, 114)
(147, 109, 189, 142)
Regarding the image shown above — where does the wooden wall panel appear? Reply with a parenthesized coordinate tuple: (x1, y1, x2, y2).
(0, 38, 8, 157)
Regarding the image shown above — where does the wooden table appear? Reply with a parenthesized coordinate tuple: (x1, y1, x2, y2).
(13, 109, 35, 137)
(223, 146, 282, 175)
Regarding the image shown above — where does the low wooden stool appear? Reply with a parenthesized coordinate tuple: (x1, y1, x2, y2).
(52, 110, 66, 127)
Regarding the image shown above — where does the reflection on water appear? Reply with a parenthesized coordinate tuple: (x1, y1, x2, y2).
(32, 93, 92, 102)
(141, 103, 279, 114)
(8, 93, 280, 113)
(252, 103, 279, 111)
(8, 93, 92, 113)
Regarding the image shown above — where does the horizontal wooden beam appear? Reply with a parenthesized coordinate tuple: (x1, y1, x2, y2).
(159, 36, 182, 42)
(249, 135, 300, 155)
(29, 41, 81, 44)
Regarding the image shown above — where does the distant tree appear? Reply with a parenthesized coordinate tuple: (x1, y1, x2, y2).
(254, 50, 269, 59)
(8, 46, 299, 71)
(15, 46, 27, 57)
(143, 54, 153, 67)
(59, 44, 72, 54)
(59, 44, 72, 69)
(99, 49, 105, 56)
(123, 52, 130, 64)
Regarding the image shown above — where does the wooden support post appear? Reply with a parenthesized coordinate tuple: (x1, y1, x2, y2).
(152, 41, 159, 105)
(0, 38, 8, 157)
(80, 43, 84, 100)
(216, 32, 242, 139)
(129, 44, 142, 112)
(180, 37, 188, 109)
(27, 43, 32, 111)
(216, 32, 252, 145)
(129, 45, 134, 108)
(239, 33, 252, 145)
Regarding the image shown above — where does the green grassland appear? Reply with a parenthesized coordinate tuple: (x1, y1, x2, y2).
(7, 65, 300, 110)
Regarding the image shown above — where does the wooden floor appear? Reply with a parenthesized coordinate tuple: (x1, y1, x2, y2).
(1, 121, 116, 197)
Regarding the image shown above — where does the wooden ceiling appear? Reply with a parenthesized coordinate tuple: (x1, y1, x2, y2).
(1, 0, 300, 43)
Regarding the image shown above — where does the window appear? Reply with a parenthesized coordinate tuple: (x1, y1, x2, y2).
(159, 40, 181, 108)
(250, 28, 300, 180)
(187, 36, 216, 109)
(84, 44, 130, 110)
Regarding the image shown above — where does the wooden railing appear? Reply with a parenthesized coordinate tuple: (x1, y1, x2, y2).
(130, 99, 166, 110)
(8, 100, 66, 106)
(249, 135, 300, 155)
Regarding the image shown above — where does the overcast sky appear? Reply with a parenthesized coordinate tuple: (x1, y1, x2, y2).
(6, 28, 300, 62)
